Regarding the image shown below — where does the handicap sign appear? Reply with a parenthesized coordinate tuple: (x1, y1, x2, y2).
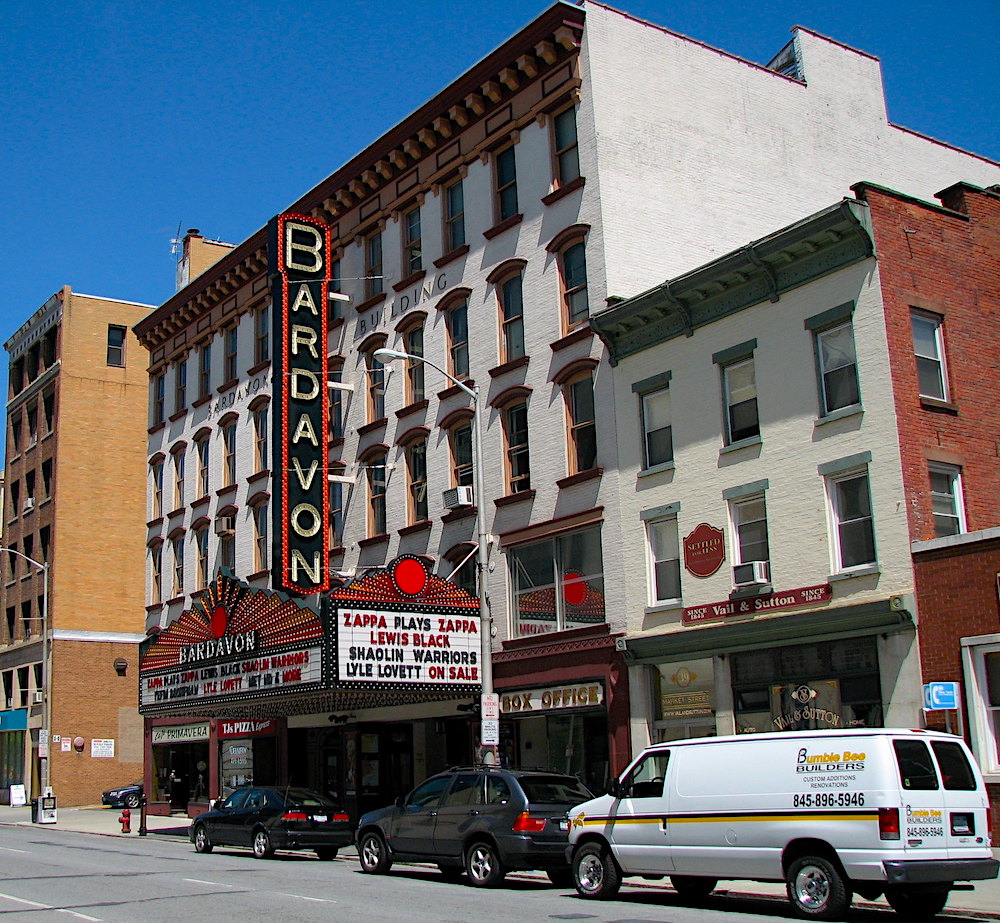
(923, 681, 960, 711)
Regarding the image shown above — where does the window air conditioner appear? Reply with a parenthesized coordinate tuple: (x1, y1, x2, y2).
(442, 486, 474, 509)
(33, 691, 44, 704)
(733, 560, 770, 587)
(215, 517, 236, 536)
(23, 497, 34, 512)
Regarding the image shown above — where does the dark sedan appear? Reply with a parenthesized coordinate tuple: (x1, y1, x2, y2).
(102, 782, 143, 809)
(190, 786, 352, 859)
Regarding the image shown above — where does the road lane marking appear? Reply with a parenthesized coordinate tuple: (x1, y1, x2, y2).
(182, 878, 232, 887)
(275, 893, 336, 903)
(55, 910, 102, 921)
(0, 892, 48, 908)
(0, 846, 29, 853)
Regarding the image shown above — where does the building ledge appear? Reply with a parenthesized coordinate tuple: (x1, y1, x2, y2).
(913, 526, 1000, 555)
(433, 244, 470, 269)
(483, 213, 523, 240)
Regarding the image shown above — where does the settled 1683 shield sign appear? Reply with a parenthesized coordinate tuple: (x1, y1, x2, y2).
(269, 213, 332, 595)
(684, 522, 726, 577)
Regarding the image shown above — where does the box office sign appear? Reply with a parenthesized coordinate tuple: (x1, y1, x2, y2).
(333, 557, 482, 689)
(501, 682, 605, 714)
(269, 212, 332, 595)
(138, 572, 326, 714)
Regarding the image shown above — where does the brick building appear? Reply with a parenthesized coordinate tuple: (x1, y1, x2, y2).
(855, 182, 1000, 831)
(1, 288, 153, 805)
(133, 1, 998, 816)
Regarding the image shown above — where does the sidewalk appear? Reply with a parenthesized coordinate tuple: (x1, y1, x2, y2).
(2, 805, 998, 918)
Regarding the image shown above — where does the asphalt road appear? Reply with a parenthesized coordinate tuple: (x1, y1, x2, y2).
(0, 824, 997, 923)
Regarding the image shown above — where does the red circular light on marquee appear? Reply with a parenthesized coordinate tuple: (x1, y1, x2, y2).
(563, 571, 587, 606)
(392, 557, 429, 596)
(210, 605, 228, 639)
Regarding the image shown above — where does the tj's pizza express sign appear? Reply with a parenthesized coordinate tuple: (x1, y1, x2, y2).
(139, 573, 326, 714)
(333, 557, 482, 689)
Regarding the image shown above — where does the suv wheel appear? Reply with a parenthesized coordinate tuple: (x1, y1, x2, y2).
(358, 830, 392, 874)
(573, 842, 621, 900)
(465, 841, 506, 887)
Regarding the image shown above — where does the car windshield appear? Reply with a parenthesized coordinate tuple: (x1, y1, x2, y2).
(516, 775, 592, 804)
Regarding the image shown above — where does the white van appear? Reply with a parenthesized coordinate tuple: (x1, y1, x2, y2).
(567, 729, 997, 920)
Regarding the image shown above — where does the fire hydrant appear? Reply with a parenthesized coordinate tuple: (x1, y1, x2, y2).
(119, 808, 131, 834)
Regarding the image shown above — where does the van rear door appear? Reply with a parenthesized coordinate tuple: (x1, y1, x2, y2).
(891, 737, 947, 855)
(928, 738, 988, 858)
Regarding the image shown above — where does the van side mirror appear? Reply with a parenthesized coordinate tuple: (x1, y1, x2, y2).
(606, 778, 623, 798)
(395, 795, 405, 809)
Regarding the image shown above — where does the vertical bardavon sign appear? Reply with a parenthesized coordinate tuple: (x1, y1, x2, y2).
(269, 213, 332, 594)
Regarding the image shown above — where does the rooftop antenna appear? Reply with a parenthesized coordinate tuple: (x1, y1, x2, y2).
(170, 222, 183, 260)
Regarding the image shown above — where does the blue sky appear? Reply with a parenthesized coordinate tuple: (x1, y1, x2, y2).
(1, 0, 997, 443)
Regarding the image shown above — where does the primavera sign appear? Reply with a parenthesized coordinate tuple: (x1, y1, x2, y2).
(269, 213, 332, 594)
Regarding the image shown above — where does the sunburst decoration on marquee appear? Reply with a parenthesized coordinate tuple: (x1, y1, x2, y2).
(330, 555, 478, 610)
(139, 570, 324, 672)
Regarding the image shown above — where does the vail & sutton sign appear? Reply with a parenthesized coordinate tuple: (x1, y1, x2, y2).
(269, 213, 332, 595)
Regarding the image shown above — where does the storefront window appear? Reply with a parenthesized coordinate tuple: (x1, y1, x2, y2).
(510, 713, 607, 794)
(151, 740, 210, 807)
(508, 525, 605, 638)
(655, 658, 715, 741)
(732, 637, 882, 734)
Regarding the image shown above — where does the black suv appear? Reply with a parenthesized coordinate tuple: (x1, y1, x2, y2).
(356, 767, 592, 887)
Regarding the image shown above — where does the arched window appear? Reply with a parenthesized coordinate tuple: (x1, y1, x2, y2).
(547, 225, 590, 332)
(449, 419, 473, 488)
(219, 414, 238, 486)
(328, 359, 345, 441)
(171, 444, 186, 511)
(169, 531, 185, 598)
(193, 428, 211, 498)
(404, 326, 425, 404)
(498, 271, 524, 362)
(216, 506, 237, 571)
(251, 498, 269, 573)
(439, 290, 471, 380)
(192, 520, 210, 590)
(358, 335, 388, 424)
(400, 432, 429, 524)
(149, 455, 165, 520)
(251, 399, 269, 473)
(363, 449, 388, 537)
(554, 360, 598, 475)
(149, 540, 163, 605)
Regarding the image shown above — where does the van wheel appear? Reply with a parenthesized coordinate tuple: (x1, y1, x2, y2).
(671, 875, 718, 900)
(885, 887, 949, 919)
(573, 842, 622, 900)
(786, 855, 851, 920)
(465, 841, 506, 887)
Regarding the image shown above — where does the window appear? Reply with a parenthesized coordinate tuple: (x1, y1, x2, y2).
(647, 517, 681, 604)
(224, 326, 238, 381)
(198, 343, 211, 398)
(509, 525, 605, 638)
(552, 106, 581, 185)
(328, 364, 345, 440)
(195, 433, 210, 498)
(929, 462, 965, 537)
(174, 359, 187, 413)
(406, 438, 429, 523)
(446, 299, 469, 379)
(367, 452, 388, 536)
(253, 403, 269, 473)
(732, 496, 770, 572)
(443, 178, 465, 251)
(403, 205, 422, 274)
(450, 421, 473, 487)
(816, 322, 859, 414)
(503, 401, 531, 493)
(253, 502, 269, 573)
(641, 388, 672, 468)
(723, 357, 758, 443)
(407, 775, 450, 808)
(365, 230, 383, 298)
(221, 419, 237, 486)
(42, 390, 54, 433)
(152, 373, 165, 426)
(623, 752, 670, 799)
(829, 470, 876, 570)
(560, 241, 588, 330)
(39, 526, 50, 563)
(964, 644, 1000, 775)
(565, 372, 597, 473)
(172, 448, 185, 510)
(26, 403, 37, 445)
(366, 350, 386, 422)
(150, 542, 163, 605)
(150, 460, 164, 519)
(255, 304, 270, 365)
(328, 258, 343, 323)
(217, 513, 236, 571)
(495, 146, 518, 221)
(498, 271, 525, 362)
(330, 481, 344, 548)
(443, 546, 477, 598)
(171, 534, 185, 598)
(911, 310, 949, 401)
(107, 325, 126, 367)
(404, 326, 425, 404)
(9, 412, 21, 455)
(194, 524, 209, 589)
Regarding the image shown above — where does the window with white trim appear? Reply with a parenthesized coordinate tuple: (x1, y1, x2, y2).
(150, 542, 162, 605)
(641, 387, 672, 468)
(723, 357, 758, 443)
(221, 419, 237, 486)
(367, 452, 388, 536)
(195, 433, 210, 498)
(646, 516, 681, 605)
(929, 462, 965, 537)
(171, 534, 185, 598)
(150, 460, 164, 519)
(911, 310, 949, 401)
(107, 325, 126, 367)
(828, 469, 876, 570)
(964, 641, 1000, 776)
(253, 403, 269, 473)
(816, 321, 859, 414)
(252, 501, 269, 573)
(731, 495, 770, 577)
(552, 105, 580, 186)
(172, 448, 185, 510)
(194, 524, 209, 589)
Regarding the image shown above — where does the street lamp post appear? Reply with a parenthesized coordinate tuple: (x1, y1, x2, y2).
(0, 547, 51, 793)
(372, 348, 496, 764)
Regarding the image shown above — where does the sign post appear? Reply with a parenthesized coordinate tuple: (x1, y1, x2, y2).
(922, 681, 963, 736)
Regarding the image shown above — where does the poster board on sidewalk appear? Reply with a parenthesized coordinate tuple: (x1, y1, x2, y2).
(9, 784, 26, 806)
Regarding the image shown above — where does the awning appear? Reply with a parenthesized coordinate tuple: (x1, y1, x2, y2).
(626, 599, 913, 664)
